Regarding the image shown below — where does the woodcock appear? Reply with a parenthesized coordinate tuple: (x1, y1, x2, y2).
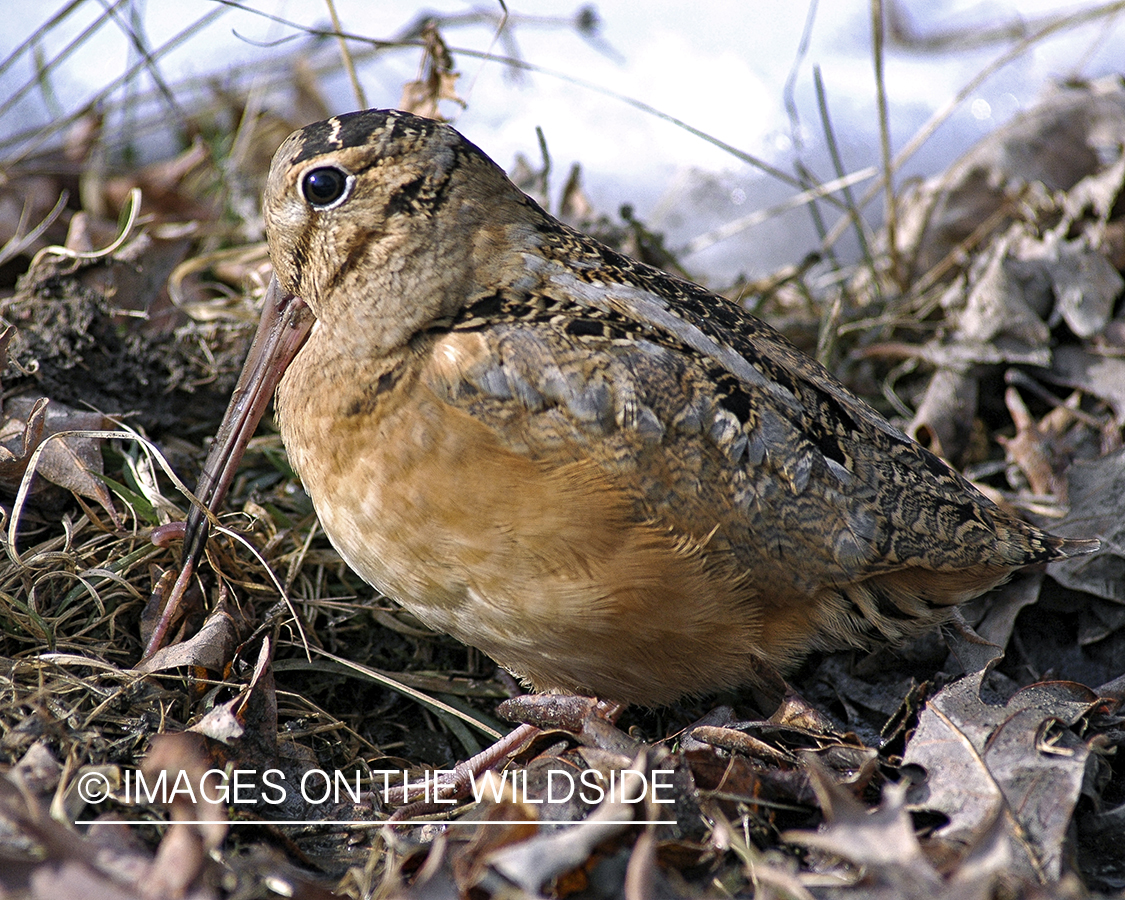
(167, 109, 1097, 706)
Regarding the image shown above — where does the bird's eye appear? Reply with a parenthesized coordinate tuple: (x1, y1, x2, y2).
(301, 167, 352, 208)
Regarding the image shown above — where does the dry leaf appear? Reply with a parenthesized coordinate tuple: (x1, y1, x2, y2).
(893, 77, 1125, 282)
(133, 601, 238, 675)
(998, 386, 1065, 498)
(903, 672, 1100, 881)
(1045, 346, 1125, 426)
(398, 21, 465, 121)
(1048, 449, 1125, 604)
(0, 394, 118, 523)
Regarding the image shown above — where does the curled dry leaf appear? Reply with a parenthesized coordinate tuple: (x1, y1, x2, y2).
(133, 600, 238, 676)
(783, 754, 1079, 900)
(908, 367, 977, 461)
(481, 750, 661, 894)
(902, 671, 1101, 882)
(787, 769, 943, 895)
(997, 387, 1067, 499)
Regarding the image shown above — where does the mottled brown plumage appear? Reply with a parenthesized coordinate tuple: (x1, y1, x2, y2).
(178, 108, 1097, 706)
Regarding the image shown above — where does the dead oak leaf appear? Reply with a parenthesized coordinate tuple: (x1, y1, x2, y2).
(784, 758, 1030, 900)
(902, 672, 1101, 882)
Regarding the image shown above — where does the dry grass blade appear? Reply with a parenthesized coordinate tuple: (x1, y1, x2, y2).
(310, 647, 502, 741)
(813, 65, 878, 284)
(210, 519, 310, 659)
(5, 428, 192, 565)
(3, 7, 228, 166)
(870, 0, 900, 287)
(0, 0, 129, 123)
(0, 191, 69, 268)
(29, 187, 141, 268)
(820, 0, 1125, 260)
(681, 166, 877, 258)
(324, 0, 367, 109)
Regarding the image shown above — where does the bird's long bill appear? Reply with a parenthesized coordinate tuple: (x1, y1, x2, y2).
(143, 275, 313, 657)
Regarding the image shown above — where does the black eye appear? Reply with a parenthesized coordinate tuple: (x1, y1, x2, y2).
(301, 167, 351, 208)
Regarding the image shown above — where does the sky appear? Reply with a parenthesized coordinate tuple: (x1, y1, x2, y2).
(5, 0, 1125, 281)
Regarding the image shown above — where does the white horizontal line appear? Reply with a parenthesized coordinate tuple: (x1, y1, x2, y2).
(73, 819, 674, 827)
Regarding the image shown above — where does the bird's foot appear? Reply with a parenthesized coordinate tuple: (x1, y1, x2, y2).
(498, 694, 640, 757)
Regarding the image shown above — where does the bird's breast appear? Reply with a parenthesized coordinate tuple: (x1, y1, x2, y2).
(271, 327, 784, 704)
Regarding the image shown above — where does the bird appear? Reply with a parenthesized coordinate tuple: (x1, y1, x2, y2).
(164, 108, 1097, 708)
